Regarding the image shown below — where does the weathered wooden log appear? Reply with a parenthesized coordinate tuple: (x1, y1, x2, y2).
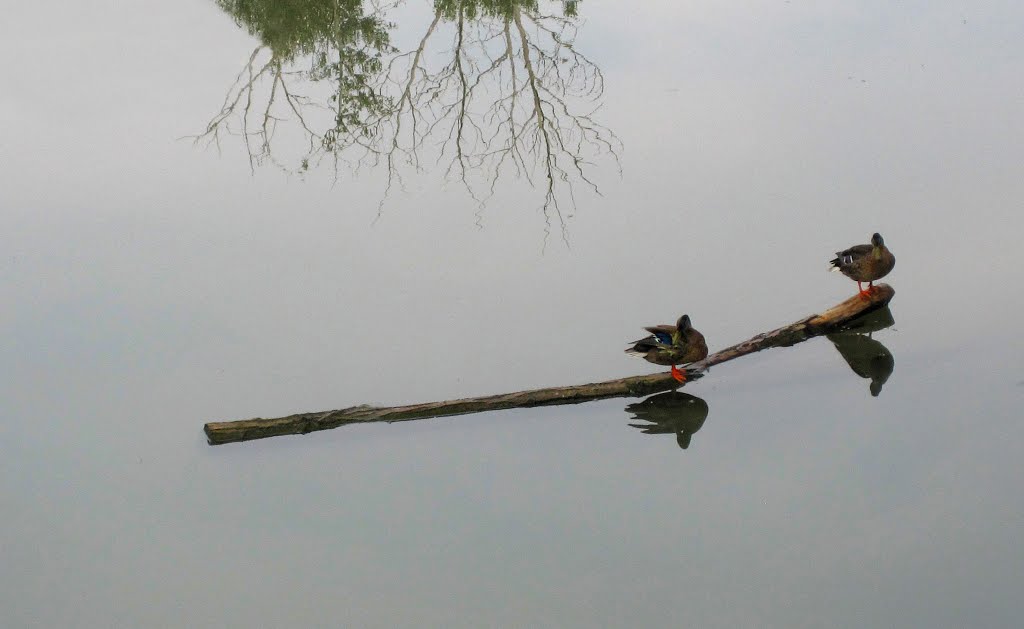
(205, 284, 894, 445)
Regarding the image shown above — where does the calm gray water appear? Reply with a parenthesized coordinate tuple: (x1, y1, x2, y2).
(3, 1, 1023, 627)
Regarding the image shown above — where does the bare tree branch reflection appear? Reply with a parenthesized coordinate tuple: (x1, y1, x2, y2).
(195, 0, 395, 175)
(193, 0, 620, 239)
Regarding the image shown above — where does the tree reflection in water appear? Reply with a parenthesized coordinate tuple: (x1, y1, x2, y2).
(626, 391, 710, 450)
(197, 0, 620, 237)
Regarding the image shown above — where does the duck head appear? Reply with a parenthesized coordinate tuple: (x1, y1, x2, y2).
(871, 232, 885, 259)
(676, 314, 691, 332)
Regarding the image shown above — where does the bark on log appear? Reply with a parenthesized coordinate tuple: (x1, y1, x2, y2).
(205, 284, 894, 445)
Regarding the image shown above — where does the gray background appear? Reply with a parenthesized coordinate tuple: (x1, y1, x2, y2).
(2, 1, 1022, 627)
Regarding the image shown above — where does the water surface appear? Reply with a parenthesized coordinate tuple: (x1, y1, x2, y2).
(2, 1, 1023, 627)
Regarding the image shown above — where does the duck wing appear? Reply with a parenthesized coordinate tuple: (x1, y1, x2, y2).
(628, 335, 667, 352)
(643, 325, 677, 345)
(830, 243, 872, 269)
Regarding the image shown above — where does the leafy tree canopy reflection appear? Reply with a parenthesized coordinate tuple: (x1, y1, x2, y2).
(216, 0, 392, 61)
(198, 0, 617, 237)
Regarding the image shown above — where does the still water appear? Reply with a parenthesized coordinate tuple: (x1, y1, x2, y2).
(2, 1, 1023, 627)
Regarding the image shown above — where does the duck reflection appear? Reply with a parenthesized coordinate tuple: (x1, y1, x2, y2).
(625, 392, 709, 450)
(826, 307, 896, 397)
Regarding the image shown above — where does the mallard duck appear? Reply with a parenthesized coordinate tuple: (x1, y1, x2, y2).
(829, 232, 895, 297)
(625, 314, 708, 383)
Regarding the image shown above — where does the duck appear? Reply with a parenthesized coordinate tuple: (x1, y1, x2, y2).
(829, 232, 895, 298)
(626, 314, 708, 383)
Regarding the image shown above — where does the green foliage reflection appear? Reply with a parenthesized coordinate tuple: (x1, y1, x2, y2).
(197, 0, 616, 235)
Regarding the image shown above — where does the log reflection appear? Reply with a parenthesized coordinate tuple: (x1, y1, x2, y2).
(826, 307, 896, 397)
(626, 391, 710, 450)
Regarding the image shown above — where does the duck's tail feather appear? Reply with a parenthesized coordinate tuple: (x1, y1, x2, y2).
(626, 337, 662, 355)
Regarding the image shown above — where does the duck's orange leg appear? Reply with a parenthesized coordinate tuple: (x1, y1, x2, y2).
(671, 364, 687, 383)
(857, 281, 871, 299)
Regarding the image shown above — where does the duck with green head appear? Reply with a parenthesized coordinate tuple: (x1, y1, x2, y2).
(626, 314, 708, 383)
(829, 232, 896, 298)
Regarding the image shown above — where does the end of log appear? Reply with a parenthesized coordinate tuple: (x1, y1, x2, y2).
(204, 417, 299, 445)
(806, 284, 894, 333)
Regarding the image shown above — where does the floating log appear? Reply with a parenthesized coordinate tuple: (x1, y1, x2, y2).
(205, 284, 894, 445)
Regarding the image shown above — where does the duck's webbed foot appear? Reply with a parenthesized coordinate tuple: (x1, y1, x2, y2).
(671, 364, 687, 383)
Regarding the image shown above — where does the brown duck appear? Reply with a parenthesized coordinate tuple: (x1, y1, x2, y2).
(626, 314, 708, 383)
(830, 232, 895, 298)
